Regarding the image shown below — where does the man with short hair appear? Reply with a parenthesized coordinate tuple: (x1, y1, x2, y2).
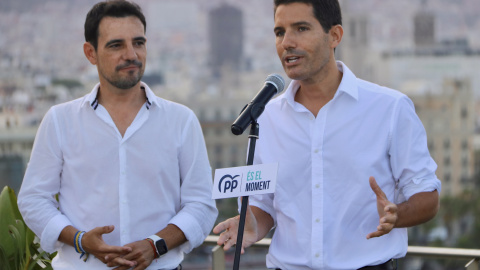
(18, 1, 217, 269)
(214, 0, 440, 269)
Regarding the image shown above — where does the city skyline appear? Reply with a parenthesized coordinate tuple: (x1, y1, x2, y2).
(1, 2, 480, 265)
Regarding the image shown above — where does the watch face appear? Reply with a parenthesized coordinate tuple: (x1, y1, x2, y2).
(155, 239, 168, 256)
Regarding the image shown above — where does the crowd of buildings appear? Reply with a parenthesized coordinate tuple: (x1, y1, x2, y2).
(1, 1, 480, 258)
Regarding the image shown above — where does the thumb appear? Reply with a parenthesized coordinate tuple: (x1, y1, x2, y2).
(92, 225, 115, 235)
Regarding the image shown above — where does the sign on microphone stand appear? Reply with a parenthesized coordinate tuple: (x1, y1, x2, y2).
(212, 163, 278, 200)
(212, 162, 278, 269)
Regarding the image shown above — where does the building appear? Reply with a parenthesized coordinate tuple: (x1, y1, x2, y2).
(0, 128, 36, 193)
(208, 3, 244, 81)
(403, 79, 475, 196)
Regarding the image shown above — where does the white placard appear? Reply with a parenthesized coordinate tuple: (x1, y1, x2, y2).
(212, 163, 278, 199)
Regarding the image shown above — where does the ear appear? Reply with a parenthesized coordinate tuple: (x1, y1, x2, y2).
(83, 42, 97, 65)
(329, 24, 343, 49)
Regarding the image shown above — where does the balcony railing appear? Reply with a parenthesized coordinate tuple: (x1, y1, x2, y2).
(203, 235, 480, 270)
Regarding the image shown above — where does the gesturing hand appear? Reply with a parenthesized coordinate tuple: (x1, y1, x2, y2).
(105, 239, 156, 270)
(81, 225, 133, 266)
(213, 204, 258, 254)
(366, 176, 398, 239)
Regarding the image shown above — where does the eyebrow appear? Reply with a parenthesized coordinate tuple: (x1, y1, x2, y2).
(133, 37, 146, 43)
(104, 36, 146, 48)
(105, 39, 123, 48)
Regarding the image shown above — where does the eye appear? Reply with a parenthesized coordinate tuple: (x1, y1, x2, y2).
(275, 30, 285, 37)
(298, 26, 309, 32)
(134, 41, 145, 46)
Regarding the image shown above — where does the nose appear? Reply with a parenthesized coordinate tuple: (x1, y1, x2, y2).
(281, 31, 296, 50)
(123, 44, 138, 60)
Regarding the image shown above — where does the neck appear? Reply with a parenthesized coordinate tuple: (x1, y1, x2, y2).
(97, 82, 145, 107)
(294, 60, 343, 117)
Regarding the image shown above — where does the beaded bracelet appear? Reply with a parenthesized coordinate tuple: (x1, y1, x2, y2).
(74, 231, 89, 262)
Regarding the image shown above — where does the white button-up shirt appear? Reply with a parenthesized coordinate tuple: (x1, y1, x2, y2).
(18, 82, 218, 270)
(249, 62, 441, 270)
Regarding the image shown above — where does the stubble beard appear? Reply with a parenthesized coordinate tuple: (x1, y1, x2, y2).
(108, 70, 143, 90)
(100, 61, 145, 90)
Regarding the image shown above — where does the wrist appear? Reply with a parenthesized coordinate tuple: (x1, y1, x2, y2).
(73, 231, 89, 262)
(146, 234, 168, 258)
(145, 238, 159, 258)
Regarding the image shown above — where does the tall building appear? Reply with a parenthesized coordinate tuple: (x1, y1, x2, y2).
(208, 4, 244, 80)
(404, 79, 475, 196)
(414, 0, 436, 48)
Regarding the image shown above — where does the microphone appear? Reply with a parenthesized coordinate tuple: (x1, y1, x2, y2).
(231, 74, 285, 135)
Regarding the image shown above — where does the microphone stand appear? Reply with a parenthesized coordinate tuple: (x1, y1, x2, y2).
(233, 121, 259, 270)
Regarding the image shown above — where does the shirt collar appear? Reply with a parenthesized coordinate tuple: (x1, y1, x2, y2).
(81, 82, 159, 110)
(279, 60, 359, 109)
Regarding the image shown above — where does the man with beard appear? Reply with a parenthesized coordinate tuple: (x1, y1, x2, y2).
(18, 1, 217, 269)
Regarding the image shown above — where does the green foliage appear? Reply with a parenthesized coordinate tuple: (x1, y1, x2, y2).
(0, 186, 56, 270)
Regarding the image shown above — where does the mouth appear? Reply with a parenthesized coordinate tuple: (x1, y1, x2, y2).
(116, 61, 142, 72)
(285, 56, 301, 64)
(120, 65, 139, 71)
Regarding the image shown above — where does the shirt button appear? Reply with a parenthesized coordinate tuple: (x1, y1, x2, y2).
(315, 184, 320, 188)
(314, 149, 319, 153)
(310, 116, 314, 120)
(315, 253, 320, 258)
(316, 218, 320, 223)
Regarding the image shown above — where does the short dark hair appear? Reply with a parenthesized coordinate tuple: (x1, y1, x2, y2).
(84, 0, 146, 50)
(274, 0, 342, 33)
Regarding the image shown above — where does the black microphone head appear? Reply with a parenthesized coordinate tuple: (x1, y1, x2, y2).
(265, 73, 285, 94)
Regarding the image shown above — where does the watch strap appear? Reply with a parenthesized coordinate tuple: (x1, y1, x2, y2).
(147, 235, 161, 257)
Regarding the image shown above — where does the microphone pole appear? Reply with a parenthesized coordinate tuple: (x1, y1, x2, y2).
(233, 121, 259, 270)
(230, 74, 284, 269)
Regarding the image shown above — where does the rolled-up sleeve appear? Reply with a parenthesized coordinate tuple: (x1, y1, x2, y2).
(389, 96, 441, 201)
(170, 113, 218, 252)
(17, 108, 73, 253)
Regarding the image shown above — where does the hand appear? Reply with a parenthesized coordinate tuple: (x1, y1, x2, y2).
(366, 176, 398, 239)
(105, 239, 155, 270)
(81, 225, 134, 266)
(213, 203, 258, 254)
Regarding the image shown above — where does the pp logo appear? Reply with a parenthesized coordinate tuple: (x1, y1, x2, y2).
(218, 174, 239, 193)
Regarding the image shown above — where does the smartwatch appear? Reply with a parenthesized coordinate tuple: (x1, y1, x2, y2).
(147, 235, 168, 257)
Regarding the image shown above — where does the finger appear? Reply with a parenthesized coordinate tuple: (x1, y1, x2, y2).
(100, 245, 132, 255)
(91, 225, 115, 235)
(384, 203, 398, 214)
(217, 231, 231, 246)
(215, 220, 239, 245)
(93, 253, 108, 264)
(223, 236, 237, 251)
(369, 176, 386, 198)
(213, 218, 237, 234)
(380, 214, 397, 225)
(107, 256, 136, 268)
(213, 221, 229, 234)
(366, 230, 386, 239)
(104, 253, 122, 263)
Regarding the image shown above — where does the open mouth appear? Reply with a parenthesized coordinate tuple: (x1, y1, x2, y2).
(286, 56, 300, 63)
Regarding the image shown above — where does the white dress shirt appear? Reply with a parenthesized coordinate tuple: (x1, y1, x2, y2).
(18, 82, 218, 270)
(249, 62, 441, 270)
